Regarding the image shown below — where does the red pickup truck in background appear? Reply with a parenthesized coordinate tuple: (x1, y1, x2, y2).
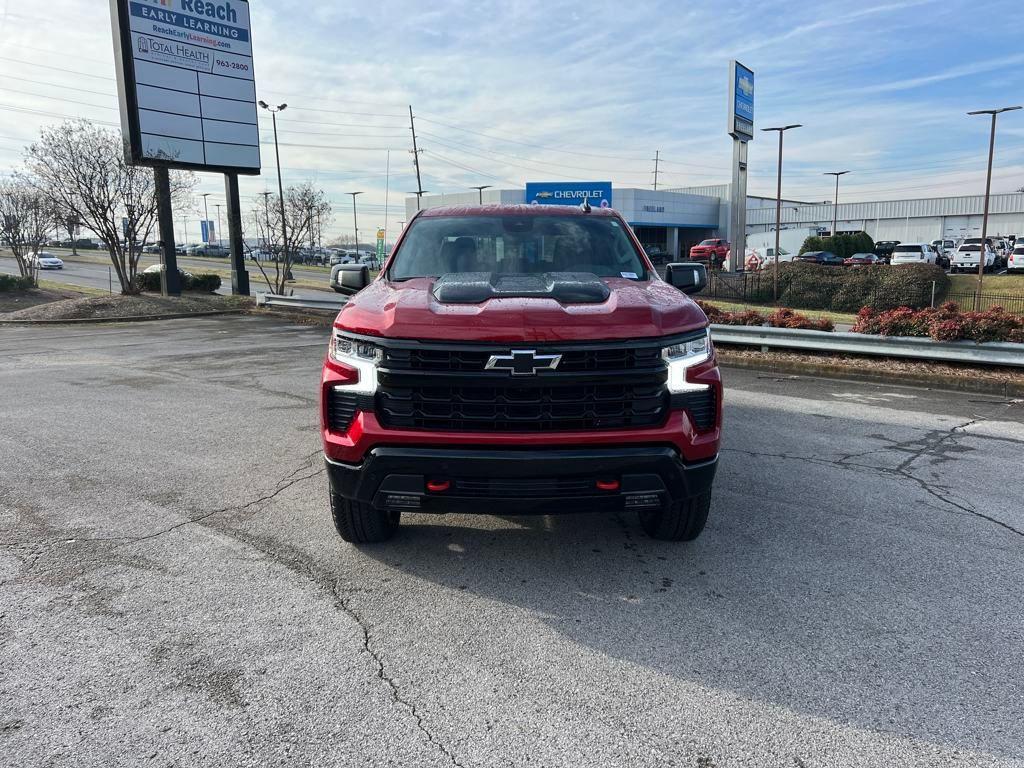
(689, 238, 729, 268)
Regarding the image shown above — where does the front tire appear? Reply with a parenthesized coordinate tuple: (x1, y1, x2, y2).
(330, 493, 400, 543)
(638, 492, 711, 541)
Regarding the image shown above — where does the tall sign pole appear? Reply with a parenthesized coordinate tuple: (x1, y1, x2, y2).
(225, 173, 249, 295)
(154, 167, 180, 296)
(727, 61, 754, 272)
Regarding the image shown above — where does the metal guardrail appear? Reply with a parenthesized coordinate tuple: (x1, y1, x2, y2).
(255, 292, 348, 311)
(710, 324, 1024, 368)
(254, 293, 1023, 368)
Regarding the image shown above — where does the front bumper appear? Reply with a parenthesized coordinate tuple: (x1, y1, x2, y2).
(326, 446, 718, 515)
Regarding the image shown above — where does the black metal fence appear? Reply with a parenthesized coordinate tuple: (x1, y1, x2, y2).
(944, 291, 1024, 315)
(698, 271, 1024, 316)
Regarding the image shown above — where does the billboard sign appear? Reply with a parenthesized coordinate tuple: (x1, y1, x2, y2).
(200, 219, 215, 243)
(728, 60, 754, 142)
(376, 229, 386, 260)
(109, 0, 261, 174)
(525, 181, 612, 208)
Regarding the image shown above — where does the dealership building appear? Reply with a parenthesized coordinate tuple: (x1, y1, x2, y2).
(407, 183, 1024, 257)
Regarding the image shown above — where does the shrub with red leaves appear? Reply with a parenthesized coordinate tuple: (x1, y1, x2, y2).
(696, 301, 834, 331)
(851, 303, 1023, 343)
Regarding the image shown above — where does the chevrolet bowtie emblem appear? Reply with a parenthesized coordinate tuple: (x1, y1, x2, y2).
(485, 350, 562, 376)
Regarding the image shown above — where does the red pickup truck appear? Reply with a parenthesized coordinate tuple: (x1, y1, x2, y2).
(689, 238, 729, 267)
(321, 205, 722, 544)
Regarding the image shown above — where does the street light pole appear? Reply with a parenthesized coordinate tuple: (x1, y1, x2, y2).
(347, 191, 363, 256)
(470, 185, 491, 205)
(967, 105, 1021, 307)
(762, 124, 802, 301)
(258, 101, 290, 271)
(200, 192, 211, 246)
(215, 203, 223, 247)
(824, 171, 850, 238)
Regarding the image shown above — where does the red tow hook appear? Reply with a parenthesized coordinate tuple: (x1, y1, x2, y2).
(596, 479, 620, 492)
(426, 480, 451, 493)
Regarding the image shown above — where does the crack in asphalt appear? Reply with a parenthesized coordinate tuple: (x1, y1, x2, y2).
(132, 452, 465, 767)
(724, 417, 1024, 539)
(327, 578, 466, 768)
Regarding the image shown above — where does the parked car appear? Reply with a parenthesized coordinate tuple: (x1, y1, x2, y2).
(951, 242, 996, 273)
(873, 240, 900, 263)
(188, 244, 229, 257)
(843, 253, 882, 267)
(143, 243, 162, 254)
(889, 243, 937, 265)
(644, 245, 671, 264)
(142, 264, 192, 278)
(795, 250, 845, 266)
(1007, 245, 1024, 273)
(29, 251, 65, 270)
(688, 238, 729, 268)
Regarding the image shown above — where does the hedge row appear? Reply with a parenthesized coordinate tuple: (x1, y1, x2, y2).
(798, 232, 875, 259)
(697, 301, 834, 332)
(0, 274, 34, 292)
(852, 302, 1024, 343)
(132, 271, 222, 293)
(745, 262, 949, 312)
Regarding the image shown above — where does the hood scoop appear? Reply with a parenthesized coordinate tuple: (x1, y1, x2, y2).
(431, 272, 611, 305)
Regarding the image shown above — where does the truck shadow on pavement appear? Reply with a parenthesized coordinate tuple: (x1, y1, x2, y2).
(354, 425, 1023, 760)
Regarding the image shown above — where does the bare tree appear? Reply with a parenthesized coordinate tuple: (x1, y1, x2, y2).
(24, 120, 194, 294)
(249, 182, 331, 294)
(0, 175, 53, 285)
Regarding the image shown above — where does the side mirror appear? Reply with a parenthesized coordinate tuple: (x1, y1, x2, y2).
(333, 263, 370, 295)
(665, 262, 707, 295)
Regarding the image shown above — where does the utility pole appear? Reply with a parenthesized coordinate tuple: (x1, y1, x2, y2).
(259, 191, 272, 251)
(409, 105, 423, 197)
(347, 191, 363, 257)
(384, 149, 391, 241)
(967, 105, 1021, 307)
(823, 171, 850, 238)
(652, 150, 660, 191)
(761, 124, 802, 301)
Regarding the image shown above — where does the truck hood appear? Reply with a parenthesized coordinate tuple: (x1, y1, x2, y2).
(335, 277, 708, 342)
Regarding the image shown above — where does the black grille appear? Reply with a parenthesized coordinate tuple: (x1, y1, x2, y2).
(374, 338, 674, 433)
(671, 389, 717, 430)
(327, 390, 375, 433)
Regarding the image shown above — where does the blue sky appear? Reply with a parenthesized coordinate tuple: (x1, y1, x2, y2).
(1, 0, 1022, 240)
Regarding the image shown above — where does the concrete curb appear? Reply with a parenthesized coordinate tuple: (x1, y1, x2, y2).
(718, 352, 1024, 398)
(0, 309, 247, 326)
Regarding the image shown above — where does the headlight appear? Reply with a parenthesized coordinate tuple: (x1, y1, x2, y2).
(663, 330, 712, 393)
(329, 330, 381, 393)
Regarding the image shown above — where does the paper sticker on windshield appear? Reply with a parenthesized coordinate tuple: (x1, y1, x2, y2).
(621, 271, 638, 279)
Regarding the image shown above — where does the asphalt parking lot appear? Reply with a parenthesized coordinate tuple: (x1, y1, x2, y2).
(1, 315, 1022, 767)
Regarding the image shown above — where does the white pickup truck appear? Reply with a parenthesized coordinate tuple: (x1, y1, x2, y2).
(951, 241, 996, 273)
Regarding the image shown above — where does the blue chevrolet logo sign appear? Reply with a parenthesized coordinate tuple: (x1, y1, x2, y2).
(525, 181, 612, 208)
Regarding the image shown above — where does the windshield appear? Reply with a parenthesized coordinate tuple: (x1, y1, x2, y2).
(389, 215, 648, 281)
(893, 245, 922, 253)
(698, 239, 719, 246)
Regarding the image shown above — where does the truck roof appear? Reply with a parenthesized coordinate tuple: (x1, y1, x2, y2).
(418, 204, 619, 218)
